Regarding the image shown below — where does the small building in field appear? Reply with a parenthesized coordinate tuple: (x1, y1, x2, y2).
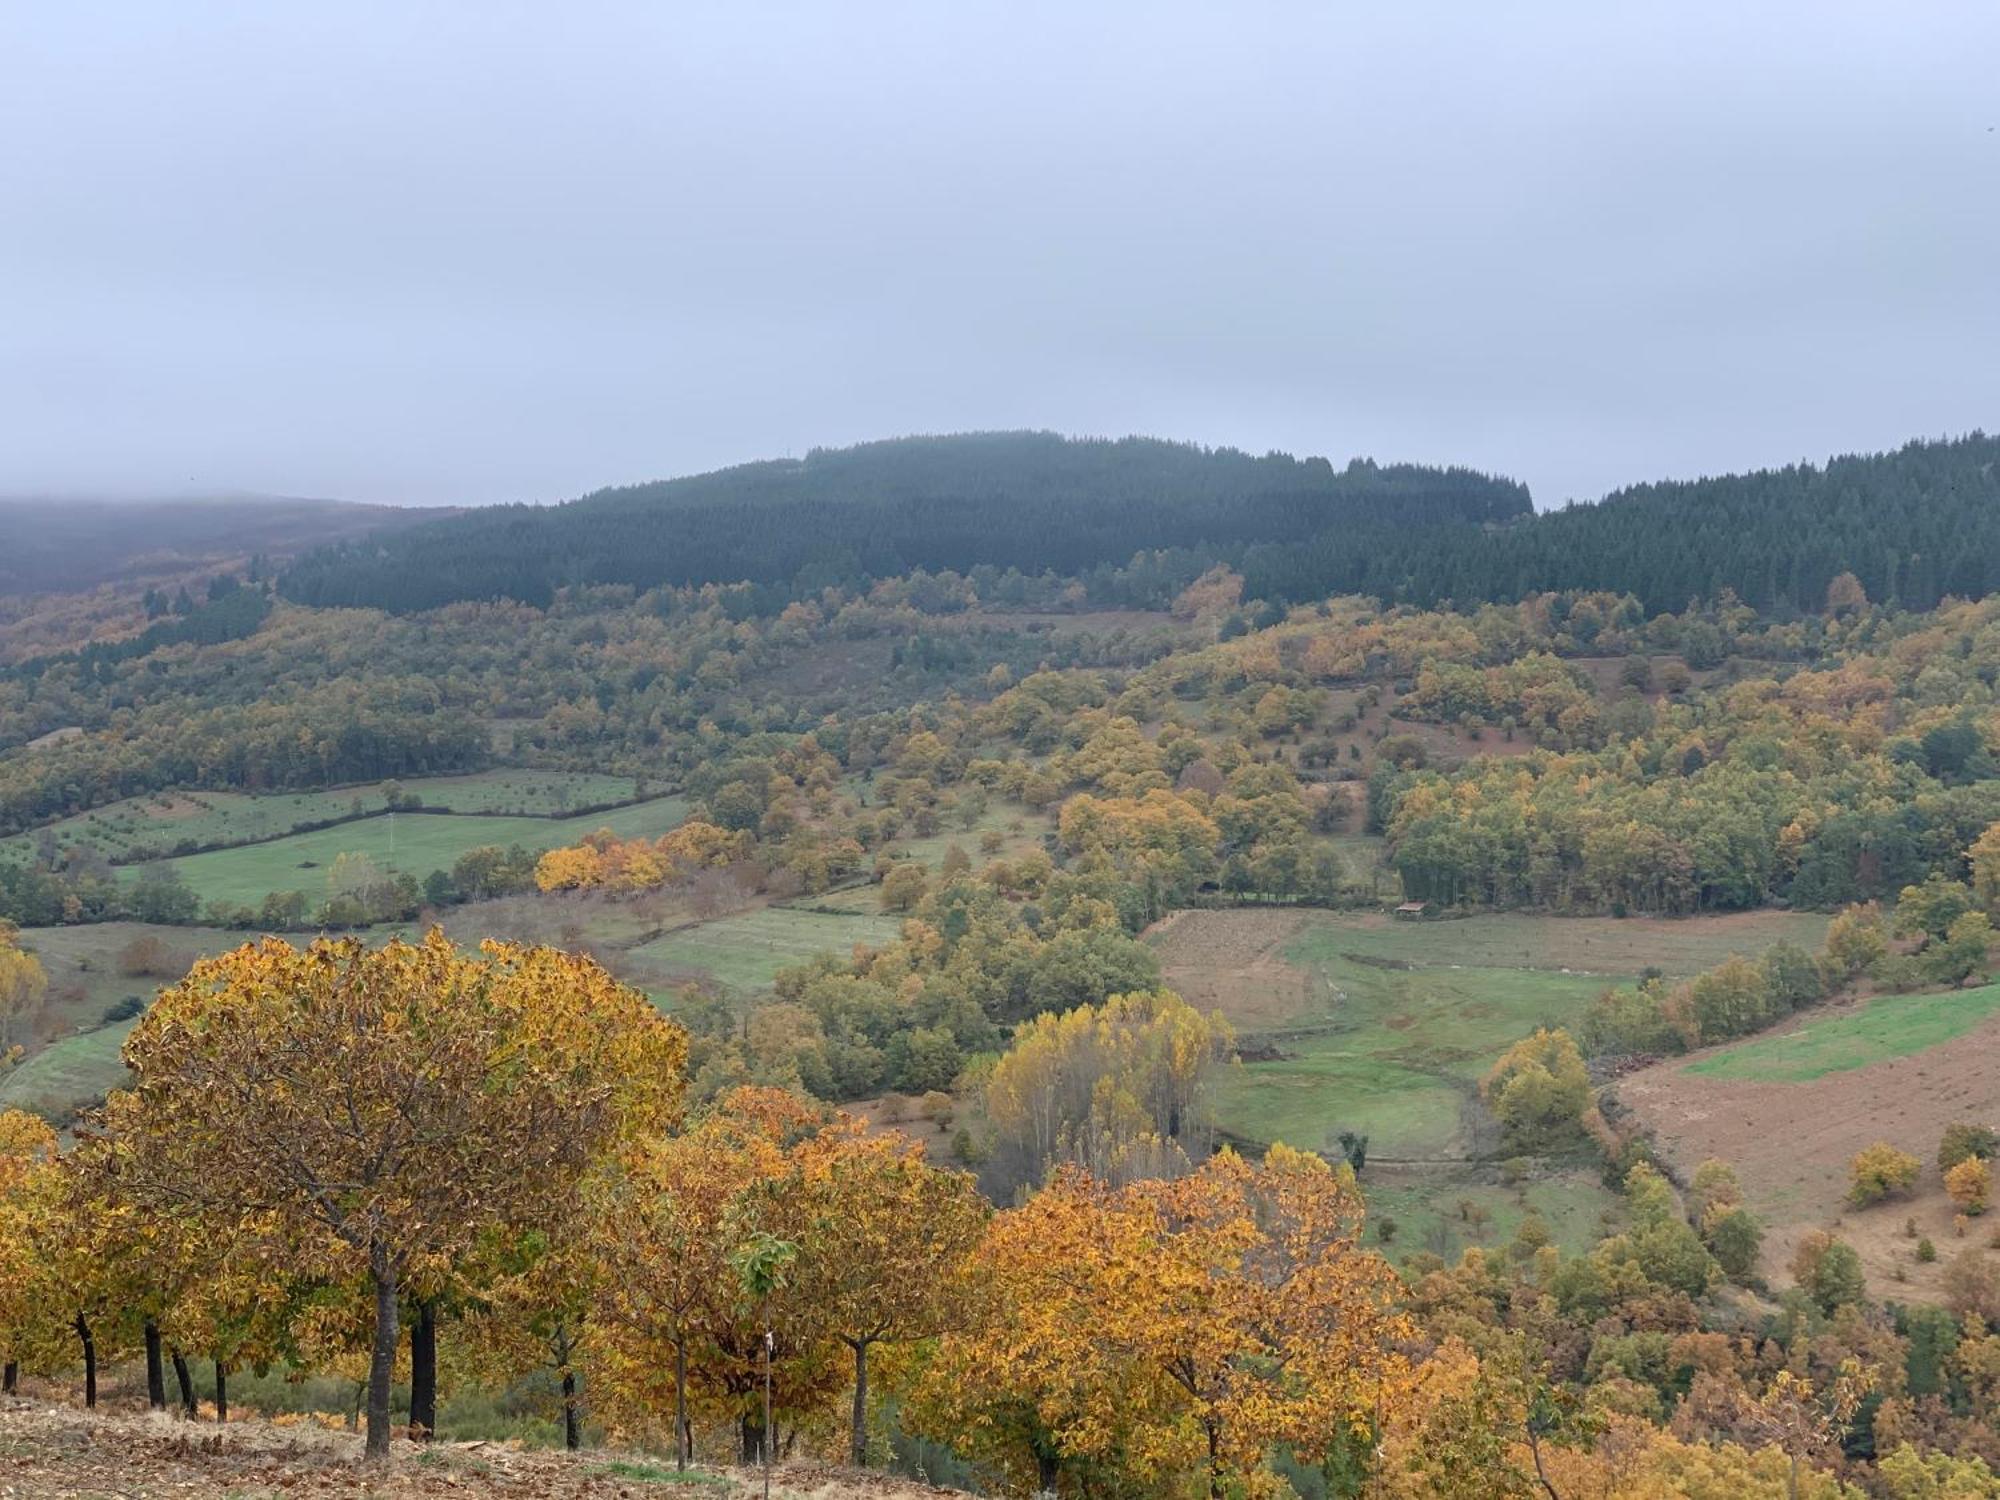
(1392, 900, 1430, 920)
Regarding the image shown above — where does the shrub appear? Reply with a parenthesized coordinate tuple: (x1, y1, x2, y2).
(1943, 1249, 2000, 1323)
(1792, 1230, 1866, 1313)
(1917, 1237, 1938, 1263)
(101, 995, 146, 1025)
(1945, 1156, 1991, 1216)
(1706, 1207, 1763, 1284)
(1481, 1028, 1591, 1153)
(1939, 1123, 2000, 1175)
(1848, 1143, 1922, 1207)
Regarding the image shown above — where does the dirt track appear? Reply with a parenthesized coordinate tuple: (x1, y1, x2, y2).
(1618, 1005, 2000, 1297)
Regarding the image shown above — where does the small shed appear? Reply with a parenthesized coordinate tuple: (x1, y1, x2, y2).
(1392, 900, 1430, 920)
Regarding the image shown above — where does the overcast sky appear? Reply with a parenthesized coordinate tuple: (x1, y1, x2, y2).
(4, 3, 1996, 509)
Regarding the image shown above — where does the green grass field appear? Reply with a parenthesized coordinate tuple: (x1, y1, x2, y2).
(0, 1021, 135, 1118)
(126, 794, 689, 910)
(6, 921, 267, 1118)
(1204, 910, 1828, 1160)
(1685, 980, 2000, 1082)
(1215, 957, 1612, 1159)
(629, 907, 906, 993)
(1361, 1168, 1621, 1265)
(1, 770, 649, 866)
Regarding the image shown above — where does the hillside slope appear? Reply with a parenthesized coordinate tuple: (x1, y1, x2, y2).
(0, 496, 446, 598)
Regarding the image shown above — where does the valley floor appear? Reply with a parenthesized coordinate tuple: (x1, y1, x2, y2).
(0, 1397, 968, 1500)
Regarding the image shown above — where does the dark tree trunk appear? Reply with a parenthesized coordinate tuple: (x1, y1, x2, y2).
(365, 1249, 399, 1462)
(848, 1338, 871, 1467)
(1035, 1450, 1060, 1492)
(740, 1411, 762, 1464)
(214, 1361, 228, 1424)
(3, 1360, 17, 1394)
(674, 1337, 691, 1470)
(408, 1300, 436, 1441)
(171, 1349, 196, 1417)
(143, 1322, 166, 1410)
(74, 1314, 96, 1409)
(561, 1368, 580, 1451)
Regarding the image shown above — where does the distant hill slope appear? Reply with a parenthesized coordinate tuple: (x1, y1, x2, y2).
(278, 431, 1531, 612)
(1319, 431, 2000, 617)
(0, 496, 449, 597)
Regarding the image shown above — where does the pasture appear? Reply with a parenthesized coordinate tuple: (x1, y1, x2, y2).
(628, 906, 906, 994)
(1, 770, 648, 866)
(1360, 1166, 1620, 1265)
(1685, 980, 2000, 1082)
(1154, 907, 1828, 1160)
(1621, 984, 2000, 1298)
(4, 920, 264, 1118)
(125, 793, 689, 909)
(0, 1022, 134, 1120)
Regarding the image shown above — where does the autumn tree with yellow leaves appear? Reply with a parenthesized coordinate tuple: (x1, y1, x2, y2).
(912, 1146, 1407, 1498)
(91, 931, 686, 1460)
(751, 1125, 987, 1465)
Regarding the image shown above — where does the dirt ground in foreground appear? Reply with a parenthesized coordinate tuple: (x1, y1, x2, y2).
(1617, 1006, 2000, 1300)
(0, 1398, 969, 1500)
(1144, 908, 1317, 1031)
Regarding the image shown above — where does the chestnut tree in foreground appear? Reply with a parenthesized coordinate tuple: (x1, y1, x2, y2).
(95, 931, 684, 1460)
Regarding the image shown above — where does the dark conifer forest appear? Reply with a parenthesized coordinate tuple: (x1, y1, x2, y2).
(277, 432, 1531, 612)
(277, 429, 2000, 619)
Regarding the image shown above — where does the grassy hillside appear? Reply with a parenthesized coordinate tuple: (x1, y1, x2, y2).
(1686, 979, 2000, 1082)
(129, 794, 689, 909)
(0, 770, 647, 866)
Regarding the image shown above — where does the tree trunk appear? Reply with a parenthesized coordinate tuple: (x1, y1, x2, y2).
(214, 1361, 228, 1424)
(408, 1300, 436, 1441)
(1035, 1449, 1060, 1492)
(74, 1314, 96, 1409)
(144, 1321, 166, 1410)
(365, 1248, 400, 1461)
(3, 1360, 17, 1394)
(740, 1412, 762, 1464)
(561, 1368, 580, 1451)
(171, 1349, 196, 1417)
(848, 1338, 870, 1467)
(673, 1336, 691, 1469)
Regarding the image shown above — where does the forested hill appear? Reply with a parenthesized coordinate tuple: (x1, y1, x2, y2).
(1325, 431, 2000, 617)
(279, 429, 1999, 619)
(277, 431, 1531, 612)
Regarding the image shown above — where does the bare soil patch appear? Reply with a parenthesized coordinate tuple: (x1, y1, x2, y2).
(1146, 908, 1316, 1030)
(0, 1396, 968, 1499)
(1618, 1005, 2000, 1297)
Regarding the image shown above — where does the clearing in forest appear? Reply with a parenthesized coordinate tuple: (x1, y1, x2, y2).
(628, 906, 907, 994)
(1154, 907, 1828, 1161)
